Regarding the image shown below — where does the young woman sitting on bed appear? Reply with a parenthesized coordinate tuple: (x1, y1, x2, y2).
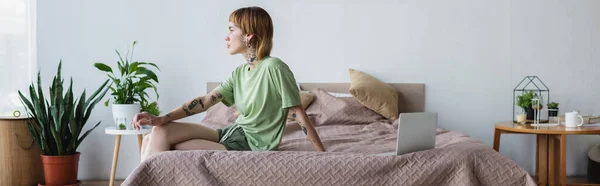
(132, 6, 326, 161)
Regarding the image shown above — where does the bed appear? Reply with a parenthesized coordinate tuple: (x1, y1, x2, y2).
(122, 82, 536, 186)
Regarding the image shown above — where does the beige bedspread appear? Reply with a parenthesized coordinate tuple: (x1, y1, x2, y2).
(122, 89, 536, 186)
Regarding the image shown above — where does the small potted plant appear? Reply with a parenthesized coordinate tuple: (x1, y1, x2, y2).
(547, 102, 559, 117)
(94, 41, 160, 130)
(517, 91, 540, 121)
(18, 61, 109, 185)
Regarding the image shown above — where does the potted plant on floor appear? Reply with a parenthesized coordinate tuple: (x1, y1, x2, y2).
(94, 41, 160, 130)
(18, 61, 109, 185)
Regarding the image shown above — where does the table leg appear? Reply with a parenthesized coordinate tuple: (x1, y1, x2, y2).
(493, 128, 501, 152)
(110, 135, 121, 186)
(138, 134, 143, 152)
(537, 134, 548, 186)
(559, 134, 566, 185)
(549, 135, 557, 185)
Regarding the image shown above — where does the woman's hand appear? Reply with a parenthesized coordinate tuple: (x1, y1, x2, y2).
(131, 112, 165, 130)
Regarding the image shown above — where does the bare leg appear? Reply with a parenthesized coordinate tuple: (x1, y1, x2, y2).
(140, 135, 150, 162)
(142, 122, 221, 161)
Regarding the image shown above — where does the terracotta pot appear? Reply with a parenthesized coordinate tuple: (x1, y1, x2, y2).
(40, 152, 80, 185)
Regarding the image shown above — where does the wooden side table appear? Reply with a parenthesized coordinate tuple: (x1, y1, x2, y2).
(494, 122, 600, 186)
(105, 126, 152, 186)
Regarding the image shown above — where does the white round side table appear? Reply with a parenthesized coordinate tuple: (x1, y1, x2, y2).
(104, 126, 152, 186)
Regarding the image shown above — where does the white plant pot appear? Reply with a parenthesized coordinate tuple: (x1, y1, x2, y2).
(112, 103, 141, 130)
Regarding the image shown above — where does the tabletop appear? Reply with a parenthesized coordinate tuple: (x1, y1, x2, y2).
(105, 126, 152, 135)
(495, 121, 600, 135)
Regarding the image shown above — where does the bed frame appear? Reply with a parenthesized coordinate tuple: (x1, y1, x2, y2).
(207, 82, 425, 113)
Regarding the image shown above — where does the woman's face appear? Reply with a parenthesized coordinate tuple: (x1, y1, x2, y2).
(225, 22, 246, 55)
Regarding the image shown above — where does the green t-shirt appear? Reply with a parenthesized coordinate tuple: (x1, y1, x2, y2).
(214, 56, 302, 151)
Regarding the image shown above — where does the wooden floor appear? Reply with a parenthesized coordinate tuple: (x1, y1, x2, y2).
(81, 180, 123, 186)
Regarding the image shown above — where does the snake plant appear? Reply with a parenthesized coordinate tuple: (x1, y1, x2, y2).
(18, 61, 109, 156)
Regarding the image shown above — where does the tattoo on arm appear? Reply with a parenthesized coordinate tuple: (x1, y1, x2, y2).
(188, 97, 206, 110)
(298, 119, 307, 135)
(188, 100, 199, 110)
(291, 109, 307, 135)
(182, 104, 193, 116)
(211, 95, 217, 103)
(197, 98, 205, 108)
(166, 112, 172, 118)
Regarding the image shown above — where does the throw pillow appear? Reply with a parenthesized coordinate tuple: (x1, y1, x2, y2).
(348, 68, 399, 120)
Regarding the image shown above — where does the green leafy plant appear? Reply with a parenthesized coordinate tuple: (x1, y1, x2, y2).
(516, 91, 536, 111)
(547, 102, 559, 109)
(18, 61, 109, 155)
(94, 41, 161, 115)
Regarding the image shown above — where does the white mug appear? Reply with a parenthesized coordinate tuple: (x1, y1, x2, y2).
(565, 111, 584, 127)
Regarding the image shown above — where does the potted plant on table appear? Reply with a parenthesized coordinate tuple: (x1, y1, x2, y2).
(516, 91, 542, 121)
(547, 102, 559, 117)
(18, 61, 109, 185)
(94, 41, 160, 130)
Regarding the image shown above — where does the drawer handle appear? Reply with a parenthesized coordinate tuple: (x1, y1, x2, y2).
(14, 133, 35, 150)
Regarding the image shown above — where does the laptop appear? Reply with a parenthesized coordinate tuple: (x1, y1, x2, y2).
(376, 112, 438, 156)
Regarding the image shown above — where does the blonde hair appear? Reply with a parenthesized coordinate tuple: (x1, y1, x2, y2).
(229, 6, 273, 60)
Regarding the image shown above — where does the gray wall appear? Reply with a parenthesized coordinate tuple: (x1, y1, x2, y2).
(37, 0, 600, 180)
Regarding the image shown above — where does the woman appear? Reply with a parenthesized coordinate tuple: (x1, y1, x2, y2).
(133, 6, 325, 161)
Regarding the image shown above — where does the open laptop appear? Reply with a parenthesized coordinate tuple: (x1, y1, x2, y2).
(376, 112, 438, 156)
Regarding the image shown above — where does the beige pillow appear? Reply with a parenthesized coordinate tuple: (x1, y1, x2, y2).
(286, 91, 315, 121)
(348, 68, 399, 120)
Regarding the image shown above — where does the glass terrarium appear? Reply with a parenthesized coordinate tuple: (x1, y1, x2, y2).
(513, 76, 550, 124)
(114, 117, 128, 130)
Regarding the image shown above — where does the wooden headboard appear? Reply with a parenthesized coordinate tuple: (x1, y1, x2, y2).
(207, 82, 425, 113)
